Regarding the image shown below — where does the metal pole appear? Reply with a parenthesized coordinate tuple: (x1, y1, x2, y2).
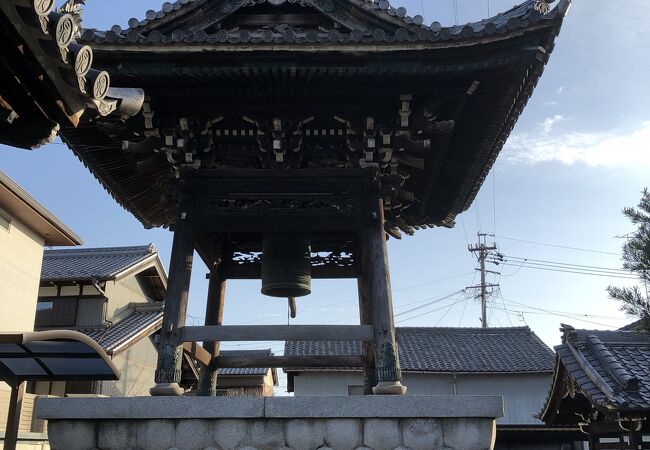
(5, 382, 25, 450)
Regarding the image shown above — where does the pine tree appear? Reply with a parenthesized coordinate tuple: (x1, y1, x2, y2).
(608, 189, 650, 331)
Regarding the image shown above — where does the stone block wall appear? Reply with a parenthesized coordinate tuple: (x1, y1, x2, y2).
(37, 396, 502, 450)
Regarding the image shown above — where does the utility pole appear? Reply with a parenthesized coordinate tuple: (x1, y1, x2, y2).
(467, 233, 498, 328)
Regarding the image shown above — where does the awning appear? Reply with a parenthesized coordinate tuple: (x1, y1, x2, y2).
(0, 330, 120, 387)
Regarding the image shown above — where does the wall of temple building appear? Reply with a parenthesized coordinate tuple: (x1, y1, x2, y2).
(0, 209, 44, 333)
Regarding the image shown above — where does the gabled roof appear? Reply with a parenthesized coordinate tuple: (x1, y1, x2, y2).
(540, 325, 650, 424)
(84, 0, 568, 47)
(0, 171, 82, 247)
(41, 244, 166, 285)
(80, 304, 163, 355)
(285, 326, 555, 374)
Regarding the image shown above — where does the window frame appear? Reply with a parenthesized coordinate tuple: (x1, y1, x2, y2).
(0, 208, 11, 232)
(35, 296, 79, 328)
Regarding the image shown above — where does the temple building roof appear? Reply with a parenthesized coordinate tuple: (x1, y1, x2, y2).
(53, 0, 570, 234)
(540, 325, 650, 425)
(81, 0, 566, 47)
(0, 1, 145, 149)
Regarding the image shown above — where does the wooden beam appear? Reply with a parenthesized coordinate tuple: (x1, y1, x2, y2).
(189, 212, 362, 233)
(358, 272, 377, 395)
(362, 197, 404, 393)
(180, 325, 374, 343)
(197, 259, 229, 396)
(214, 354, 363, 368)
(151, 211, 195, 396)
(183, 342, 212, 367)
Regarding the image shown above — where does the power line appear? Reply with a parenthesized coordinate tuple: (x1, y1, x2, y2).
(494, 235, 619, 256)
(498, 295, 624, 321)
(434, 297, 464, 326)
(490, 261, 638, 280)
(393, 290, 465, 318)
(396, 295, 467, 323)
(500, 256, 631, 274)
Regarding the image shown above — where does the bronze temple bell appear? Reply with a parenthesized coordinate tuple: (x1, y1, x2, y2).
(261, 234, 312, 298)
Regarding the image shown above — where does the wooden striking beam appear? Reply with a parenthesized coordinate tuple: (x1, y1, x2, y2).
(214, 354, 363, 369)
(179, 325, 374, 344)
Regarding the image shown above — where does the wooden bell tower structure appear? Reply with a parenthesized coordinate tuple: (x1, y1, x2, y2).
(154, 168, 406, 395)
(13, 0, 569, 395)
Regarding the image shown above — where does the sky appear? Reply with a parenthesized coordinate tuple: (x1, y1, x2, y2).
(2, 0, 649, 391)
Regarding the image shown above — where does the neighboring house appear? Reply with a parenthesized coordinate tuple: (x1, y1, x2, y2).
(31, 245, 167, 398)
(285, 327, 584, 450)
(0, 171, 81, 449)
(185, 350, 278, 397)
(0, 171, 82, 332)
(541, 325, 650, 450)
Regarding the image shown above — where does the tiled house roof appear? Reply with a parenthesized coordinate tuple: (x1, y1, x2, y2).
(217, 350, 273, 376)
(41, 244, 158, 282)
(80, 306, 163, 355)
(540, 325, 650, 423)
(285, 326, 555, 373)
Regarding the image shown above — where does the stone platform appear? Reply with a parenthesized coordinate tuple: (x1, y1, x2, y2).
(36, 396, 503, 450)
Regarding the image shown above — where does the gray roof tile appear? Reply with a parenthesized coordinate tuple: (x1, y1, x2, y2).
(217, 350, 273, 376)
(41, 244, 157, 282)
(285, 326, 555, 373)
(82, 0, 567, 46)
(549, 327, 650, 413)
(81, 308, 163, 354)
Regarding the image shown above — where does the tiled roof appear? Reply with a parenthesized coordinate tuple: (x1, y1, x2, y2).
(544, 326, 650, 415)
(217, 350, 273, 376)
(81, 0, 569, 46)
(41, 244, 158, 282)
(81, 307, 163, 355)
(284, 327, 555, 373)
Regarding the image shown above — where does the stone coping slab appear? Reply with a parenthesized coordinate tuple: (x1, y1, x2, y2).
(36, 396, 503, 420)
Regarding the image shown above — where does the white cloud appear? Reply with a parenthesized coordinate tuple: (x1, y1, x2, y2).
(503, 121, 650, 168)
(541, 115, 564, 133)
(556, 86, 565, 96)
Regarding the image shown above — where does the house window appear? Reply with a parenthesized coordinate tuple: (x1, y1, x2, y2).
(0, 210, 10, 232)
(35, 298, 78, 327)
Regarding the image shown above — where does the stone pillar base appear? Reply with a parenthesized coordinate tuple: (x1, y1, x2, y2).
(149, 382, 184, 396)
(372, 381, 407, 395)
(36, 396, 503, 450)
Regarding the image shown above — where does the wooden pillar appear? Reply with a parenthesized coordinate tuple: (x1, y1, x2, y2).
(197, 259, 228, 396)
(357, 273, 377, 395)
(150, 214, 195, 396)
(5, 382, 25, 450)
(361, 196, 406, 395)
